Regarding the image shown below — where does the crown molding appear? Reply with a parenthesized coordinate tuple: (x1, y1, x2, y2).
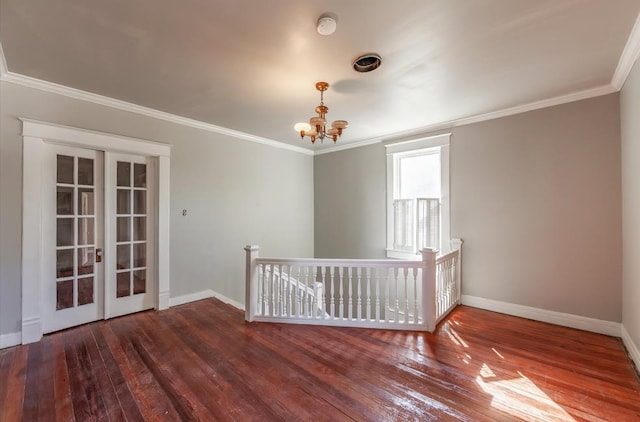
(0, 42, 7, 76)
(314, 137, 383, 156)
(315, 83, 616, 156)
(0, 35, 625, 159)
(0, 64, 314, 158)
(612, 11, 640, 90)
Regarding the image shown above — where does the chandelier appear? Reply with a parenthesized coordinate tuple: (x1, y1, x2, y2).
(294, 81, 348, 144)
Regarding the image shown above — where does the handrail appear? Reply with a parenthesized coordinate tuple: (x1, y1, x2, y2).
(245, 239, 462, 333)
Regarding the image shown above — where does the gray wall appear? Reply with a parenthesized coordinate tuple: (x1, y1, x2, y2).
(314, 143, 387, 259)
(315, 94, 622, 322)
(621, 59, 640, 350)
(0, 81, 315, 335)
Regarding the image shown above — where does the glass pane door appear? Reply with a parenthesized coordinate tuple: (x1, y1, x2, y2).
(116, 161, 148, 298)
(107, 152, 155, 319)
(55, 154, 97, 309)
(44, 144, 104, 334)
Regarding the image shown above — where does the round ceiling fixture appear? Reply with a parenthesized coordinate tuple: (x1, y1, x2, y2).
(353, 53, 382, 73)
(317, 14, 337, 35)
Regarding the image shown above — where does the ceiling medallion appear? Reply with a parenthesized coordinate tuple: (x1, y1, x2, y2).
(294, 81, 348, 144)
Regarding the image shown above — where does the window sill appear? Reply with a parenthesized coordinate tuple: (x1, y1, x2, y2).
(385, 249, 421, 260)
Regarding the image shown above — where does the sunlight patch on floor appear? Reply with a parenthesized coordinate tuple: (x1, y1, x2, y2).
(476, 364, 575, 421)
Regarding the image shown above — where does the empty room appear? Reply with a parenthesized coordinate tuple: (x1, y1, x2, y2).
(1, 1, 639, 420)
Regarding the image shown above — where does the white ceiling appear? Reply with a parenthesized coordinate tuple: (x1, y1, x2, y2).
(1, 0, 639, 151)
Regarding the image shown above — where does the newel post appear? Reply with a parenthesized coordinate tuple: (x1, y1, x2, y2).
(421, 248, 438, 332)
(245, 245, 260, 322)
(451, 238, 463, 305)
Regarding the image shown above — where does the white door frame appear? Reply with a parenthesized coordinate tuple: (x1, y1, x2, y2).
(21, 118, 171, 344)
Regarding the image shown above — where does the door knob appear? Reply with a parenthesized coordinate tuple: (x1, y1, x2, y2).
(96, 248, 103, 263)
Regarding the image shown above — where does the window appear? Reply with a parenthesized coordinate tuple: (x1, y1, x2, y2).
(386, 133, 450, 259)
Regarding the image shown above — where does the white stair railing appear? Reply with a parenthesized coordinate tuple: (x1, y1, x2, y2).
(244, 239, 462, 332)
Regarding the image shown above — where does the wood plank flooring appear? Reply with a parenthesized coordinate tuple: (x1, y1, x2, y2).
(1, 298, 639, 421)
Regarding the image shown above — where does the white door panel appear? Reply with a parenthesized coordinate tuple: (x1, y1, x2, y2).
(43, 145, 104, 333)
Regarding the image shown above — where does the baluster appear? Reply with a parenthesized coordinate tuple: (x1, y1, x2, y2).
(366, 268, 371, 320)
(339, 267, 344, 319)
(312, 266, 319, 318)
(257, 264, 263, 316)
(329, 266, 335, 319)
(356, 267, 362, 320)
(385, 268, 391, 322)
(288, 265, 294, 317)
(291, 265, 297, 317)
(403, 267, 409, 323)
(268, 264, 274, 316)
(375, 268, 380, 321)
(284, 264, 290, 317)
(314, 266, 327, 319)
(413, 267, 419, 323)
(439, 262, 444, 315)
(304, 266, 313, 318)
(348, 267, 353, 320)
(394, 267, 400, 323)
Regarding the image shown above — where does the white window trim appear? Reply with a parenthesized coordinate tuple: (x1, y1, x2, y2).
(385, 133, 451, 260)
(20, 118, 171, 344)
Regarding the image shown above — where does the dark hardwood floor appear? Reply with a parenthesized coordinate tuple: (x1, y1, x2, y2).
(1, 298, 639, 421)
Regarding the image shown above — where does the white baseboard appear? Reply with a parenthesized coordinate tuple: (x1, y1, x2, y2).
(210, 290, 245, 311)
(0, 331, 22, 349)
(168, 289, 245, 311)
(461, 295, 621, 337)
(621, 325, 640, 372)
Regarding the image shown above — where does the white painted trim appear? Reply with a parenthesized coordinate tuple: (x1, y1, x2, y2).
(21, 118, 171, 157)
(461, 295, 621, 337)
(385, 133, 451, 154)
(211, 291, 245, 311)
(0, 40, 618, 159)
(20, 120, 171, 343)
(0, 42, 7, 76)
(21, 316, 42, 345)
(612, 12, 640, 89)
(169, 290, 215, 307)
(621, 325, 640, 373)
(314, 137, 382, 155)
(168, 289, 245, 311)
(0, 332, 22, 349)
(317, 85, 616, 155)
(0, 68, 313, 156)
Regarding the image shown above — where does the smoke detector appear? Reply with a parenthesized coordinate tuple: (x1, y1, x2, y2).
(317, 14, 337, 35)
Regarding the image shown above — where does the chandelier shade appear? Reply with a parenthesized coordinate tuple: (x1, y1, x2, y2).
(294, 82, 348, 144)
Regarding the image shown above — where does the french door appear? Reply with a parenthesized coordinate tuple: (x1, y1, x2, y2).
(43, 144, 155, 333)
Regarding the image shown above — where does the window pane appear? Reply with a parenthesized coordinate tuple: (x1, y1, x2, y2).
(117, 244, 130, 269)
(77, 247, 94, 275)
(78, 277, 94, 305)
(117, 272, 130, 297)
(117, 217, 131, 242)
(398, 153, 440, 199)
(117, 189, 130, 214)
(117, 162, 131, 187)
(134, 163, 146, 188)
(134, 190, 146, 214)
(77, 218, 94, 245)
(78, 158, 94, 185)
(133, 217, 146, 241)
(57, 155, 74, 184)
(56, 280, 74, 310)
(133, 243, 146, 268)
(57, 218, 74, 247)
(133, 270, 146, 294)
(56, 249, 74, 278)
(57, 187, 74, 215)
(77, 188, 94, 215)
